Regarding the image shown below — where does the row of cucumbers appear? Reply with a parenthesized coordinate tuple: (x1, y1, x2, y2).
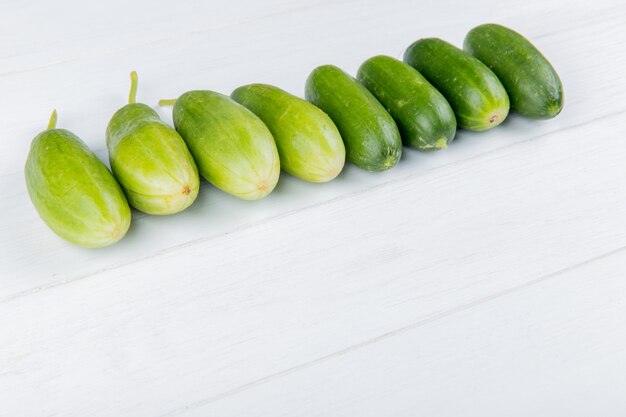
(25, 23, 563, 248)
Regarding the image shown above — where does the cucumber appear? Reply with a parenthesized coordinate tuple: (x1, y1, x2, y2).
(404, 38, 509, 131)
(231, 84, 345, 182)
(107, 72, 199, 214)
(357, 55, 456, 151)
(25, 111, 131, 248)
(305, 65, 402, 171)
(163, 90, 280, 200)
(464, 23, 563, 119)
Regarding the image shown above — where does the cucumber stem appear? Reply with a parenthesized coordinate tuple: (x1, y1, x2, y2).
(128, 71, 138, 104)
(158, 99, 177, 106)
(47, 109, 57, 130)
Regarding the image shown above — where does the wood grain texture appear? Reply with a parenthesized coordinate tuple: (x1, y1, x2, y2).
(2, 1, 625, 298)
(1, 0, 625, 416)
(3, 107, 626, 416)
(183, 248, 626, 417)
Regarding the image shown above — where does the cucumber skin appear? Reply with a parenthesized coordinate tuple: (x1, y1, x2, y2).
(305, 65, 402, 172)
(231, 84, 345, 183)
(357, 55, 456, 151)
(464, 23, 563, 119)
(107, 103, 199, 215)
(25, 129, 131, 248)
(172, 91, 280, 200)
(404, 38, 509, 131)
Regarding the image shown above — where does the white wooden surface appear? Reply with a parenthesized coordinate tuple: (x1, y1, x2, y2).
(1, 0, 625, 415)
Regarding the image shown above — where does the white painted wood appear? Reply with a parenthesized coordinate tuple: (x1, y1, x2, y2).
(2, 1, 625, 298)
(2, 110, 626, 415)
(0, 0, 330, 75)
(181, 248, 626, 417)
(1, 0, 622, 177)
(1, 0, 625, 416)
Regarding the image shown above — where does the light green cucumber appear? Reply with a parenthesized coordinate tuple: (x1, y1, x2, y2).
(231, 84, 345, 182)
(107, 72, 199, 214)
(25, 111, 131, 248)
(161, 90, 280, 200)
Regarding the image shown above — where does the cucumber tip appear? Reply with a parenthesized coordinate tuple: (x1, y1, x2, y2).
(435, 137, 448, 150)
(547, 102, 563, 118)
(257, 181, 268, 192)
(383, 155, 398, 170)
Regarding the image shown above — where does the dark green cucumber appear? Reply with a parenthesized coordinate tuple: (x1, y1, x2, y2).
(165, 91, 280, 200)
(464, 23, 563, 119)
(107, 72, 199, 215)
(25, 111, 131, 248)
(305, 65, 402, 171)
(404, 38, 509, 131)
(357, 55, 456, 151)
(231, 84, 345, 183)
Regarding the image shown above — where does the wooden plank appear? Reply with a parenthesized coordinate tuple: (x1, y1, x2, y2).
(181, 248, 626, 417)
(1, 1, 620, 176)
(3, 1, 626, 415)
(0, 0, 335, 75)
(1, 110, 625, 416)
(2, 2, 624, 299)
